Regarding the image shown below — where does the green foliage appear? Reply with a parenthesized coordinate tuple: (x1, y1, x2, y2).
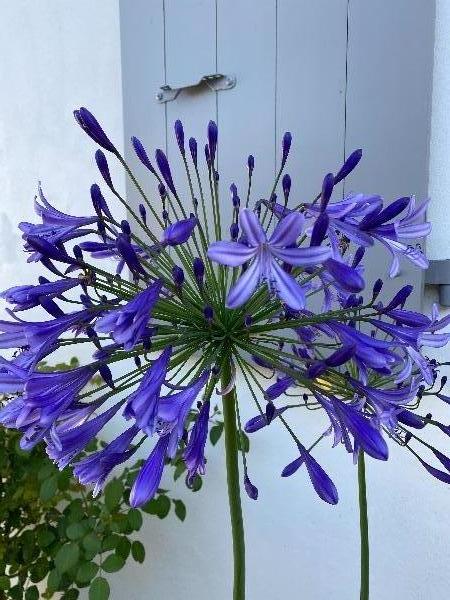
(0, 427, 186, 600)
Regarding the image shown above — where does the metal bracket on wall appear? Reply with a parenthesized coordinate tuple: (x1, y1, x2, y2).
(425, 259, 450, 306)
(156, 74, 236, 103)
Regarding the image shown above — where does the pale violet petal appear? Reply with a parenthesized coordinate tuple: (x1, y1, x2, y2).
(269, 211, 305, 247)
(226, 258, 261, 308)
(239, 208, 266, 246)
(270, 260, 305, 310)
(207, 241, 256, 266)
(271, 245, 331, 266)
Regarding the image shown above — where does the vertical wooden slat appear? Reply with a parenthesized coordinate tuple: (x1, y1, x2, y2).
(119, 0, 166, 217)
(345, 0, 436, 306)
(164, 0, 217, 199)
(216, 0, 277, 228)
(276, 0, 349, 203)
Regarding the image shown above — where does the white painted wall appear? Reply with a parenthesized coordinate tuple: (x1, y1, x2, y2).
(0, 2, 449, 600)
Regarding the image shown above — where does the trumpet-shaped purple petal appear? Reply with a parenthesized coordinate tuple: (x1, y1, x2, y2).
(124, 346, 172, 434)
(183, 400, 210, 483)
(282, 445, 338, 505)
(163, 216, 197, 246)
(95, 280, 162, 350)
(226, 258, 260, 308)
(130, 434, 170, 507)
(269, 212, 305, 247)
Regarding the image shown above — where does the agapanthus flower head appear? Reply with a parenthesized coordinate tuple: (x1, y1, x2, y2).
(1, 108, 448, 519)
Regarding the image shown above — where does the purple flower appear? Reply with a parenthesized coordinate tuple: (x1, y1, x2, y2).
(155, 149, 177, 196)
(123, 347, 172, 434)
(207, 121, 218, 165)
(281, 132, 292, 166)
(95, 149, 114, 190)
(1, 278, 80, 311)
(334, 149, 362, 184)
(189, 137, 198, 166)
(95, 280, 162, 350)
(282, 444, 338, 505)
(244, 474, 258, 500)
(156, 371, 209, 457)
(130, 434, 170, 507)
(131, 136, 156, 174)
(73, 425, 139, 496)
(208, 209, 331, 310)
(0, 352, 35, 393)
(183, 400, 210, 483)
(162, 215, 197, 246)
(74, 107, 116, 152)
(46, 401, 123, 469)
(174, 120, 185, 155)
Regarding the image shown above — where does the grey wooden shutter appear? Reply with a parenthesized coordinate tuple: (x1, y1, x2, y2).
(120, 0, 435, 307)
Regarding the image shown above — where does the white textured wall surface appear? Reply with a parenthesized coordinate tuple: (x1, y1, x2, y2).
(428, 0, 450, 259)
(1, 2, 450, 600)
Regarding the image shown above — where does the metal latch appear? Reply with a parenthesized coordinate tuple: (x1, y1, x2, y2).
(156, 74, 236, 103)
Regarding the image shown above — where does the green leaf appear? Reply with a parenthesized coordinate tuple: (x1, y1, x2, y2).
(39, 476, 58, 502)
(142, 494, 171, 518)
(173, 499, 186, 522)
(104, 479, 124, 510)
(76, 561, 99, 584)
(46, 569, 60, 594)
(173, 461, 186, 481)
(37, 528, 56, 548)
(54, 542, 80, 574)
(101, 534, 120, 551)
(89, 577, 110, 600)
(131, 541, 145, 563)
(0, 575, 10, 590)
(25, 586, 39, 600)
(209, 422, 224, 445)
(116, 537, 131, 559)
(238, 431, 250, 453)
(83, 532, 102, 555)
(101, 553, 125, 573)
(127, 508, 143, 530)
(38, 464, 54, 482)
(62, 590, 79, 600)
(66, 522, 87, 540)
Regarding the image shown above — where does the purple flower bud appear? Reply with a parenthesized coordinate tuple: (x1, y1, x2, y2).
(382, 285, 413, 312)
(230, 183, 237, 196)
(208, 120, 218, 165)
(95, 149, 114, 190)
(158, 183, 167, 199)
(248, 155, 255, 174)
(131, 136, 156, 174)
(73, 245, 83, 262)
(334, 148, 362, 184)
(163, 215, 197, 246)
(230, 223, 239, 240)
(310, 213, 329, 247)
(162, 209, 169, 222)
(90, 184, 112, 220)
(134, 355, 142, 368)
(352, 246, 365, 268)
(204, 305, 214, 321)
(204, 144, 211, 168)
(372, 278, 383, 300)
(139, 204, 147, 224)
(174, 119, 185, 155)
(244, 315, 252, 327)
(189, 137, 198, 166)
(193, 257, 205, 283)
(232, 195, 240, 208)
(282, 174, 291, 199)
(120, 220, 131, 236)
(265, 401, 275, 424)
(320, 173, 334, 212)
(244, 474, 258, 500)
(281, 131, 292, 166)
(74, 107, 116, 152)
(99, 364, 114, 389)
(155, 149, 177, 196)
(172, 265, 185, 287)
